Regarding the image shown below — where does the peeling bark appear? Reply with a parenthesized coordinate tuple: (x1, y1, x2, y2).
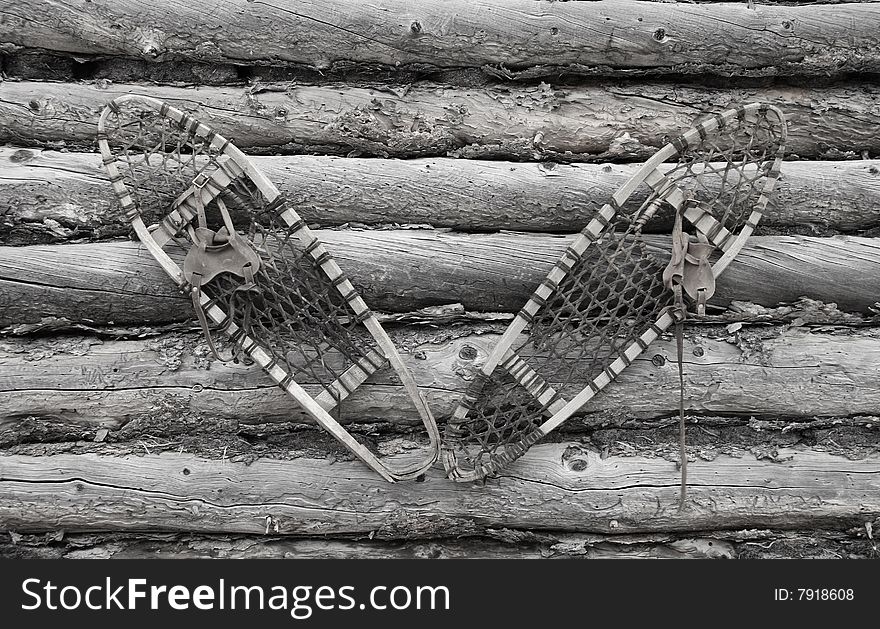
(3, 79, 880, 160)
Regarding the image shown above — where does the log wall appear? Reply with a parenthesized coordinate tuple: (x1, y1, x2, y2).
(1, 0, 879, 559)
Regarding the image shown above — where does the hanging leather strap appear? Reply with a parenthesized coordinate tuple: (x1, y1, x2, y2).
(664, 205, 725, 510)
(190, 262, 259, 363)
(662, 200, 723, 510)
(190, 273, 226, 362)
(179, 181, 262, 363)
(674, 287, 687, 511)
(663, 212, 688, 509)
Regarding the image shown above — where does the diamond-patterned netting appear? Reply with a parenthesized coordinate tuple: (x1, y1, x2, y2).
(208, 180, 387, 407)
(447, 215, 671, 475)
(444, 105, 786, 479)
(665, 107, 786, 237)
(101, 101, 387, 414)
(100, 101, 226, 227)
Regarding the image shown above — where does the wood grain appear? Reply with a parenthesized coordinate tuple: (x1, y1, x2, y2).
(9, 530, 871, 560)
(3, 147, 879, 244)
(3, 327, 880, 434)
(0, 532, 737, 559)
(3, 79, 880, 160)
(6, 528, 869, 560)
(1, 447, 878, 536)
(1, 0, 878, 77)
(0, 234, 878, 327)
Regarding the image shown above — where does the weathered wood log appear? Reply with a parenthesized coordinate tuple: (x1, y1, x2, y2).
(3, 79, 880, 160)
(0, 234, 877, 326)
(2, 0, 878, 78)
(1, 447, 878, 536)
(6, 529, 873, 560)
(2, 326, 880, 438)
(3, 147, 879, 244)
(0, 532, 740, 559)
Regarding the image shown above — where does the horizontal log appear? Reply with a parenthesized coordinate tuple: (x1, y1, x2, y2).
(0, 233, 878, 327)
(1, 447, 878, 536)
(1, 1, 878, 78)
(3, 79, 880, 160)
(6, 529, 874, 560)
(3, 326, 880, 437)
(0, 532, 738, 559)
(3, 147, 879, 244)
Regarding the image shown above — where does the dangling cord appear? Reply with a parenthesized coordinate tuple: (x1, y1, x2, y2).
(191, 263, 260, 364)
(190, 273, 231, 362)
(664, 208, 689, 512)
(193, 192, 260, 364)
(674, 282, 688, 512)
(227, 261, 258, 366)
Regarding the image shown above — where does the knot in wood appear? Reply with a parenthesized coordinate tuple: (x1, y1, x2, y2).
(9, 149, 34, 163)
(568, 458, 588, 472)
(458, 344, 478, 360)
